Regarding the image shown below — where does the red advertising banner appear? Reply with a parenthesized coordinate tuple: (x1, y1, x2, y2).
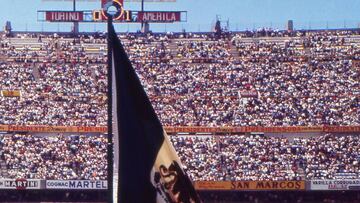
(324, 125, 360, 133)
(234, 126, 324, 133)
(0, 125, 9, 131)
(0, 125, 359, 133)
(194, 181, 305, 191)
(1, 90, 21, 97)
(77, 126, 107, 133)
(137, 11, 181, 22)
(45, 11, 84, 22)
(8, 125, 77, 133)
(164, 126, 236, 133)
(163, 126, 360, 133)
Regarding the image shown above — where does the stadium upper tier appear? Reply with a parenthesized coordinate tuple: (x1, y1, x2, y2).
(0, 30, 359, 126)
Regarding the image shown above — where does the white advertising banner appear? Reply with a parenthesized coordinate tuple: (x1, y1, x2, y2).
(0, 179, 41, 189)
(310, 179, 360, 190)
(46, 180, 107, 190)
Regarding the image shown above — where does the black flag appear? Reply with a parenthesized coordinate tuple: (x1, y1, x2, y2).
(107, 20, 201, 203)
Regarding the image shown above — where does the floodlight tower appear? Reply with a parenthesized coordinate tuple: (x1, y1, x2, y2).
(73, 0, 79, 33)
(140, 0, 150, 33)
(141, 0, 144, 29)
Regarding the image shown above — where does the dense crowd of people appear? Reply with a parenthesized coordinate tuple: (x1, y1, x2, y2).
(0, 30, 359, 185)
(0, 133, 358, 181)
(0, 30, 358, 127)
(0, 134, 107, 180)
(171, 133, 360, 181)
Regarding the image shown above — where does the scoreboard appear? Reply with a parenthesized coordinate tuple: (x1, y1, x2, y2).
(38, 0, 186, 23)
(137, 11, 181, 22)
(46, 11, 84, 22)
(38, 10, 186, 23)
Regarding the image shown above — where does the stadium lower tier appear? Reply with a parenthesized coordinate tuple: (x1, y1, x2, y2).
(0, 133, 359, 181)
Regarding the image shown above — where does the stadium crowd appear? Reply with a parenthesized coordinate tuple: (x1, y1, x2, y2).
(0, 133, 358, 181)
(0, 30, 359, 182)
(0, 30, 359, 127)
(171, 134, 360, 181)
(0, 134, 107, 180)
(0, 31, 360, 126)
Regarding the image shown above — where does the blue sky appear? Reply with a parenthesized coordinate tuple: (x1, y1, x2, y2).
(1, 0, 360, 32)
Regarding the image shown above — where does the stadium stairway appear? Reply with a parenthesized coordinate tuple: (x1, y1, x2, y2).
(32, 65, 41, 81)
(168, 40, 180, 61)
(0, 160, 9, 178)
(296, 166, 306, 180)
(91, 66, 98, 80)
(304, 46, 311, 57)
(0, 55, 5, 63)
(229, 43, 240, 58)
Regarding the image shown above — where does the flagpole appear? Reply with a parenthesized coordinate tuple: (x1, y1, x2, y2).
(107, 15, 114, 203)
(106, 9, 202, 201)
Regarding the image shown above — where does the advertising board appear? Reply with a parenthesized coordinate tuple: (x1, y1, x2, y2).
(46, 180, 107, 189)
(0, 179, 41, 190)
(194, 181, 305, 191)
(310, 179, 360, 190)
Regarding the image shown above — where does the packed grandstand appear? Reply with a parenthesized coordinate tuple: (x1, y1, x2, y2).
(0, 29, 359, 195)
(0, 133, 359, 182)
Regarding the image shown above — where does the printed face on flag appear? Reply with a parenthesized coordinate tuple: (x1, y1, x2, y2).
(151, 131, 198, 203)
